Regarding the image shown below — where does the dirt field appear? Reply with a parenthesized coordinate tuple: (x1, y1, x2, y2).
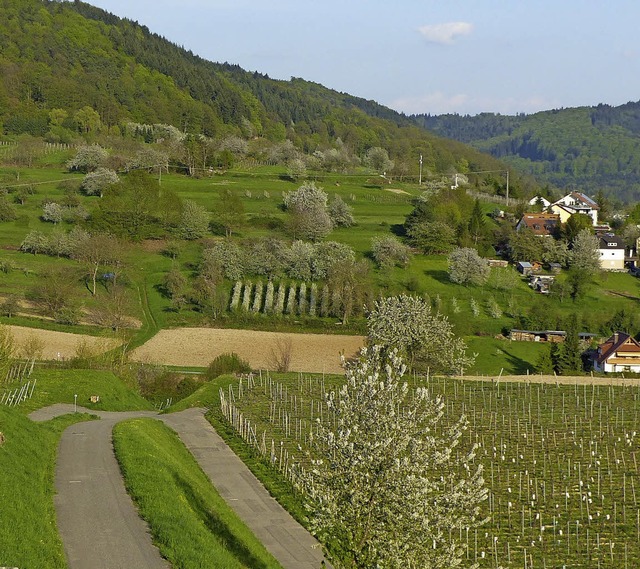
(5, 325, 121, 360)
(130, 328, 366, 374)
(456, 374, 640, 386)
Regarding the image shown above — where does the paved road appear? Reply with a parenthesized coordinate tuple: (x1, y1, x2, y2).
(31, 405, 170, 569)
(30, 404, 329, 569)
(161, 408, 329, 569)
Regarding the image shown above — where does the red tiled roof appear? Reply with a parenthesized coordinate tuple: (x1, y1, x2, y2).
(596, 332, 640, 365)
(518, 213, 560, 236)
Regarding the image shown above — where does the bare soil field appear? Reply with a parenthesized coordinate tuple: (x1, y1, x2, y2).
(130, 328, 366, 374)
(5, 325, 120, 360)
(457, 374, 640, 386)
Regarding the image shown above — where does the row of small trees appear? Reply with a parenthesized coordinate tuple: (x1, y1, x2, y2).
(230, 280, 350, 319)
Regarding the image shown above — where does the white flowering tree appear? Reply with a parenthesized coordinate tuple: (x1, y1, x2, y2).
(569, 228, 600, 275)
(284, 182, 333, 241)
(448, 247, 490, 286)
(177, 199, 210, 240)
(297, 346, 487, 569)
(367, 294, 474, 374)
(81, 167, 119, 197)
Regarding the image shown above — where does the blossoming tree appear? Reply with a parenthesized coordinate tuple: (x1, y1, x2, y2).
(297, 347, 487, 569)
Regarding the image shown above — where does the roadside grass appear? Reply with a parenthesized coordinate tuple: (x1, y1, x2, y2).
(0, 407, 91, 569)
(113, 418, 284, 569)
(17, 368, 153, 413)
(165, 374, 328, 529)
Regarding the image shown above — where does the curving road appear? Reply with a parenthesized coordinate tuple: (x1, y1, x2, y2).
(30, 404, 329, 569)
(31, 405, 169, 569)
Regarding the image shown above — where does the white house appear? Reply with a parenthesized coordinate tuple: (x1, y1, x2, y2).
(552, 192, 599, 225)
(593, 332, 640, 373)
(598, 235, 625, 271)
(528, 195, 551, 209)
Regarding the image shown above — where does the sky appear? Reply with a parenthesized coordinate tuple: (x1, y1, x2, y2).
(86, 0, 640, 116)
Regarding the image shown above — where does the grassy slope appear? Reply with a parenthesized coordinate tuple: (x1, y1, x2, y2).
(21, 368, 153, 413)
(0, 368, 151, 568)
(2, 163, 640, 375)
(0, 408, 91, 569)
(113, 418, 284, 569)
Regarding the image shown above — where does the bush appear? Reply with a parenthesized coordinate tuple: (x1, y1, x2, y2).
(205, 352, 251, 380)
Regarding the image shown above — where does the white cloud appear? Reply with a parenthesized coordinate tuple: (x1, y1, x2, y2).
(418, 22, 473, 45)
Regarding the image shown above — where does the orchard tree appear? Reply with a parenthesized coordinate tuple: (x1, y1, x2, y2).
(296, 346, 487, 569)
(81, 168, 119, 197)
(569, 229, 600, 275)
(371, 236, 411, 269)
(328, 195, 354, 227)
(41, 202, 63, 224)
(367, 294, 474, 374)
(72, 233, 123, 295)
(215, 189, 245, 237)
(177, 199, 209, 240)
(66, 145, 108, 173)
(284, 182, 333, 241)
(201, 241, 246, 281)
(448, 247, 490, 286)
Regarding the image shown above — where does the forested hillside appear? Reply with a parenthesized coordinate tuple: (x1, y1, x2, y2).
(0, 0, 521, 187)
(414, 102, 640, 202)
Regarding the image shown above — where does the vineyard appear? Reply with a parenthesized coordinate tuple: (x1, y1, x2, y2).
(221, 373, 640, 568)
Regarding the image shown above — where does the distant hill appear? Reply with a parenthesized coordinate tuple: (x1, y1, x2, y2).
(413, 102, 640, 203)
(0, 0, 530, 194)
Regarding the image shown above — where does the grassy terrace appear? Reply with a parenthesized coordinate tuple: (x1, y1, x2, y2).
(113, 418, 284, 569)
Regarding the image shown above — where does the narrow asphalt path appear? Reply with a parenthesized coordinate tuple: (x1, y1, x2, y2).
(160, 408, 329, 569)
(30, 404, 329, 569)
(30, 404, 170, 569)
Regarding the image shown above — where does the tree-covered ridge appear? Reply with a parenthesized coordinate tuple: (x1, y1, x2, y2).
(0, 0, 519, 185)
(414, 102, 640, 203)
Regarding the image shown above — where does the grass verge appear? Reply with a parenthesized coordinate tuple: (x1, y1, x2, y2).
(19, 368, 153, 413)
(166, 377, 309, 528)
(113, 418, 284, 569)
(0, 407, 92, 568)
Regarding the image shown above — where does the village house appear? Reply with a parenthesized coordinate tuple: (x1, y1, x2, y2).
(515, 213, 560, 237)
(551, 192, 599, 225)
(528, 195, 551, 209)
(598, 234, 625, 271)
(593, 332, 640, 373)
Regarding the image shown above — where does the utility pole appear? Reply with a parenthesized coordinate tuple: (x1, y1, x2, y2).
(506, 170, 509, 207)
(419, 154, 423, 186)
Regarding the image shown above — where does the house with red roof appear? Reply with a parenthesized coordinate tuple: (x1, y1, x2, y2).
(593, 332, 640, 373)
(515, 213, 560, 237)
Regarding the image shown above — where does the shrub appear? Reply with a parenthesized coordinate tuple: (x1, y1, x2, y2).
(205, 352, 251, 379)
